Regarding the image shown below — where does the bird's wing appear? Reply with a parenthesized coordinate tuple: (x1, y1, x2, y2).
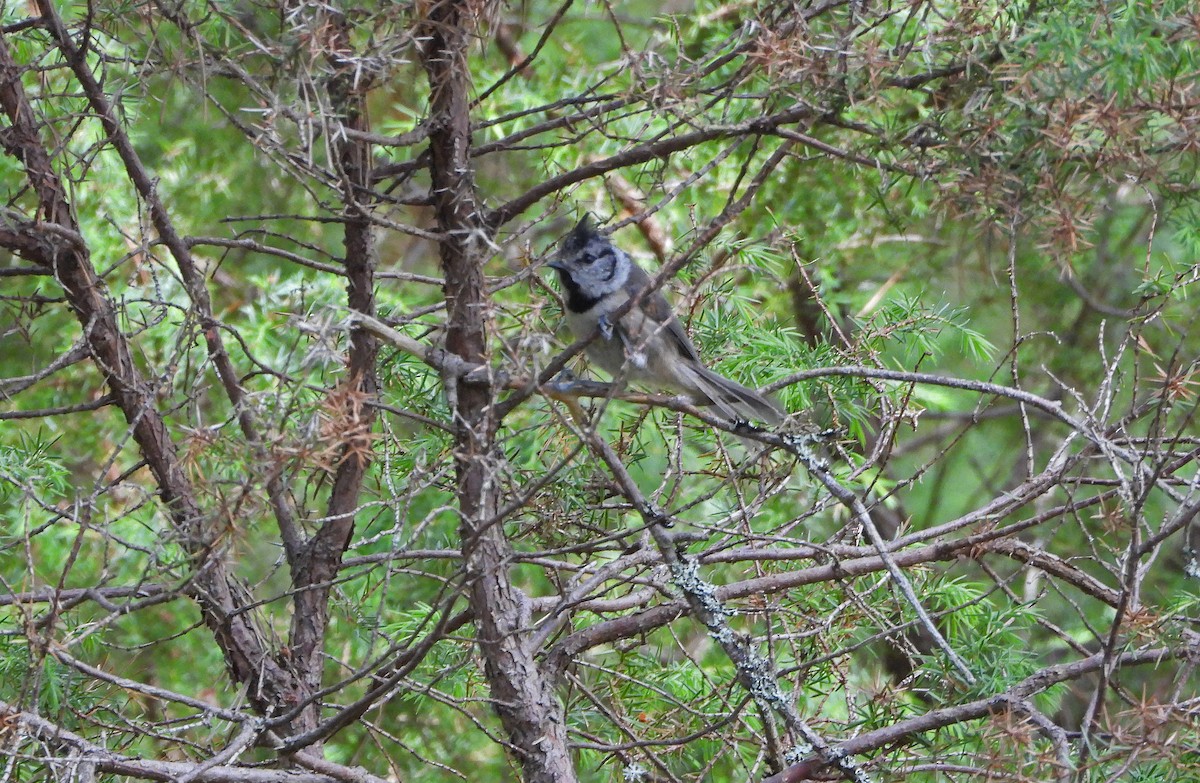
(622, 263, 704, 363)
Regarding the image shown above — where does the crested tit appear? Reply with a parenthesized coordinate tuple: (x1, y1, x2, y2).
(549, 216, 784, 424)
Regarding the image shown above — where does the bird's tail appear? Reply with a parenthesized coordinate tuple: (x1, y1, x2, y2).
(684, 365, 784, 424)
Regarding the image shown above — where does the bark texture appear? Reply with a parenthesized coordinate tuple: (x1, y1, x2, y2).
(418, 2, 578, 780)
(0, 31, 305, 720)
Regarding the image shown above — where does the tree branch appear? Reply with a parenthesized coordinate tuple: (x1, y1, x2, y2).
(0, 24, 304, 724)
(417, 1, 578, 781)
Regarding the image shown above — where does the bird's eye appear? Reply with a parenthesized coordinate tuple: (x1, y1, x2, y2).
(579, 252, 596, 265)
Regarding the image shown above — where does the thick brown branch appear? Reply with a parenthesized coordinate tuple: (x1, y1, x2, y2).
(0, 698, 343, 783)
(419, 1, 578, 781)
(763, 644, 1190, 782)
(0, 29, 303, 722)
(546, 491, 1121, 673)
(286, 10, 380, 740)
(486, 102, 817, 228)
(32, 0, 306, 571)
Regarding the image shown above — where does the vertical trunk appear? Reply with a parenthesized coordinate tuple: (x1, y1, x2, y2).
(418, 2, 578, 780)
(287, 10, 380, 739)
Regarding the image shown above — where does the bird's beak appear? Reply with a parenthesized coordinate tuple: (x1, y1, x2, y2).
(547, 259, 566, 271)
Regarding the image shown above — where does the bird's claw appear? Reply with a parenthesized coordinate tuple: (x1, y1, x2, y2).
(548, 367, 577, 393)
(646, 503, 674, 528)
(597, 314, 615, 342)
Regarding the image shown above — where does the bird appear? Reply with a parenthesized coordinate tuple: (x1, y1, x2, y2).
(548, 215, 784, 424)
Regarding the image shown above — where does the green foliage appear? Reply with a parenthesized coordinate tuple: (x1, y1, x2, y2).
(861, 294, 997, 369)
(0, 634, 66, 715)
(0, 431, 70, 510)
(2, 0, 1199, 780)
(927, 577, 1048, 700)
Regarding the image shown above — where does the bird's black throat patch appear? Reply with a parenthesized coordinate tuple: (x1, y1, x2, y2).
(558, 269, 604, 313)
